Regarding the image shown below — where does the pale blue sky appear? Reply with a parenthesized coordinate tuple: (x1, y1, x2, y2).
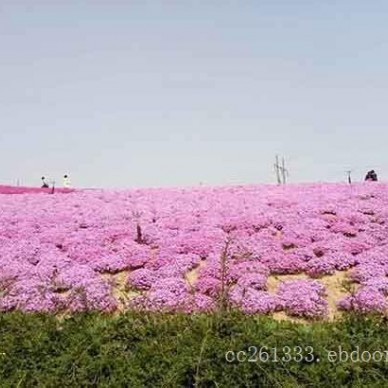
(1, 1, 388, 188)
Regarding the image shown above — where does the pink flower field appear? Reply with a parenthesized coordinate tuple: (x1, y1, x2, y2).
(0, 185, 75, 195)
(1, 182, 388, 319)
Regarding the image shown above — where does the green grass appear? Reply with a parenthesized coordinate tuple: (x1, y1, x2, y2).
(1, 312, 388, 387)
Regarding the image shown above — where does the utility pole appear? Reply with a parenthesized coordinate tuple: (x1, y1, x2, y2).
(274, 155, 289, 185)
(50, 180, 56, 194)
(346, 170, 352, 185)
(274, 155, 281, 184)
(281, 157, 289, 184)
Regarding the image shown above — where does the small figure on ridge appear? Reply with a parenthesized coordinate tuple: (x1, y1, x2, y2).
(63, 174, 71, 188)
(41, 176, 49, 188)
(365, 170, 378, 182)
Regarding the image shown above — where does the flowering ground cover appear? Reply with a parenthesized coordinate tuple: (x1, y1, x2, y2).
(0, 185, 75, 195)
(1, 182, 388, 319)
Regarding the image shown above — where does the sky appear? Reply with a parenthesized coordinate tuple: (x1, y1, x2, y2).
(1, 0, 388, 189)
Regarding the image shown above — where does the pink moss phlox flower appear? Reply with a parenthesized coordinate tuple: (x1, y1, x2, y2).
(277, 280, 328, 318)
(229, 286, 279, 314)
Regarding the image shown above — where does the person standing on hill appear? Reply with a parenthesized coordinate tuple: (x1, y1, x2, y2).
(63, 174, 71, 188)
(365, 170, 378, 181)
(41, 176, 49, 188)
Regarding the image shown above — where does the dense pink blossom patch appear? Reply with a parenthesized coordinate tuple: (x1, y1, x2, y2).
(277, 280, 328, 318)
(0, 185, 75, 195)
(338, 287, 388, 314)
(230, 287, 278, 314)
(1, 182, 388, 318)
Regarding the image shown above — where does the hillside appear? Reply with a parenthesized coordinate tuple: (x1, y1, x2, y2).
(1, 182, 387, 319)
(0, 185, 75, 195)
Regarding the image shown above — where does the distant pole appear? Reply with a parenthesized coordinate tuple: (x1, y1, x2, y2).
(51, 180, 55, 194)
(274, 155, 289, 185)
(281, 157, 287, 184)
(347, 170, 352, 184)
(274, 155, 281, 184)
(16, 179, 20, 187)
